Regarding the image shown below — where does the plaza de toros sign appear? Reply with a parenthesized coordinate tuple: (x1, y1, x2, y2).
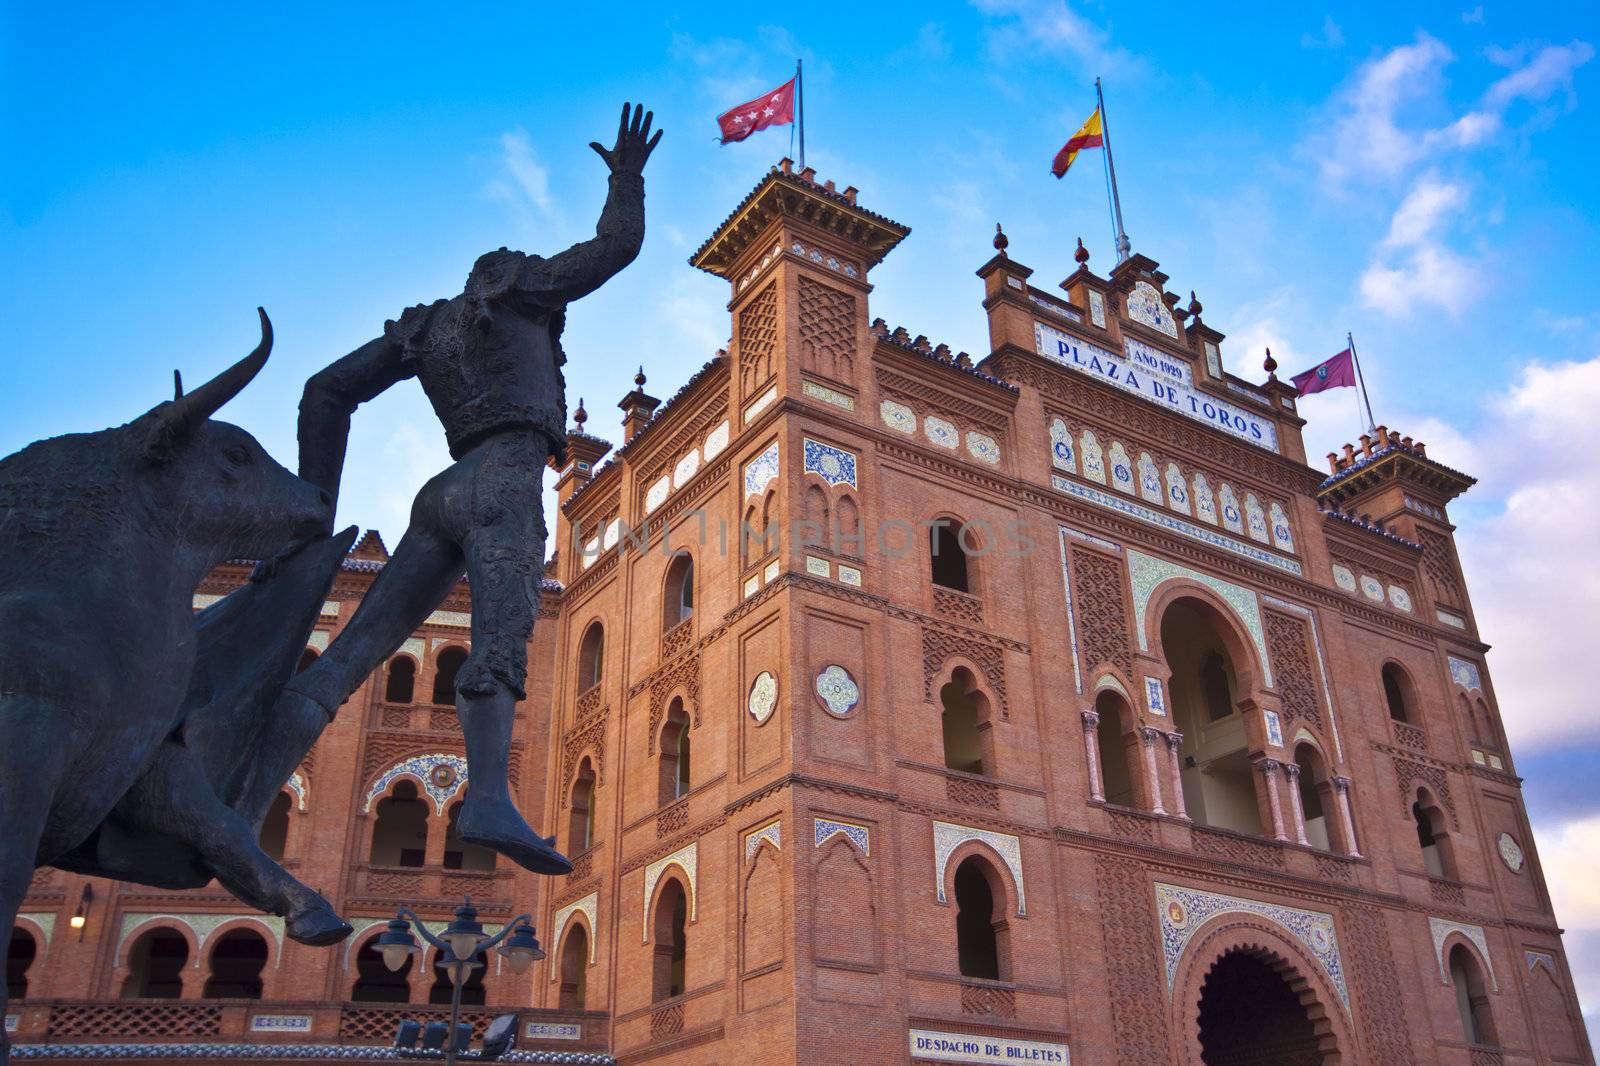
(1034, 321, 1279, 452)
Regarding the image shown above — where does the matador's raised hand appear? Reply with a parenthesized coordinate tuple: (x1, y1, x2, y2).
(590, 102, 663, 177)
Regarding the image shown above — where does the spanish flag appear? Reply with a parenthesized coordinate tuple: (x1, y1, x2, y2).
(1051, 108, 1103, 178)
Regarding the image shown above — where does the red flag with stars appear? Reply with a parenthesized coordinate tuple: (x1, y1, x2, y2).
(717, 77, 797, 144)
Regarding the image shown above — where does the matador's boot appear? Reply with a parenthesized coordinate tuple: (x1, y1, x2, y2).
(454, 684, 573, 875)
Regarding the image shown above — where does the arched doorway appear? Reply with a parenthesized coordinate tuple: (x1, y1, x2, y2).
(939, 667, 994, 776)
(351, 935, 411, 1002)
(1162, 598, 1261, 836)
(1094, 689, 1139, 807)
(651, 878, 688, 1001)
(202, 928, 268, 999)
(558, 925, 589, 1010)
(369, 779, 429, 867)
(1196, 949, 1328, 1064)
(120, 927, 189, 999)
(7, 928, 37, 1000)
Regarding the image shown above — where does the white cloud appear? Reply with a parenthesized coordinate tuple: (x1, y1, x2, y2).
(1316, 33, 1456, 185)
(1301, 15, 1344, 51)
(497, 128, 552, 215)
(1461, 5, 1484, 24)
(970, 0, 1141, 78)
(1483, 40, 1595, 110)
(1358, 174, 1479, 317)
(1525, 813, 1600, 1042)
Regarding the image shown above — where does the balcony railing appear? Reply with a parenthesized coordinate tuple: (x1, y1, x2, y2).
(353, 863, 510, 903)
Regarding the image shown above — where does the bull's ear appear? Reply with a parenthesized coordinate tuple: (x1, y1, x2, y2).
(145, 308, 272, 461)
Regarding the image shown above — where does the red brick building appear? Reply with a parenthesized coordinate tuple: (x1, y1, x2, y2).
(8, 161, 1592, 1065)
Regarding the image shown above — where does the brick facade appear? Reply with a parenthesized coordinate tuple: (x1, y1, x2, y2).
(8, 161, 1592, 1065)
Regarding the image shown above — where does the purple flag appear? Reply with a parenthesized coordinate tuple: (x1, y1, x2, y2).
(1291, 349, 1357, 396)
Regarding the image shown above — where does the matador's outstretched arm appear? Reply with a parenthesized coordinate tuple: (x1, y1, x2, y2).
(520, 102, 663, 304)
(297, 335, 412, 510)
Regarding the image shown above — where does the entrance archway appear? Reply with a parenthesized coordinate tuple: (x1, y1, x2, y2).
(1196, 950, 1325, 1063)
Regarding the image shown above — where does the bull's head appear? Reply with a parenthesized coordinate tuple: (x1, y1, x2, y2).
(141, 308, 332, 559)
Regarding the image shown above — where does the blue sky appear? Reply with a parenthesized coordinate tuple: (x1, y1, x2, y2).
(4, 0, 1598, 1044)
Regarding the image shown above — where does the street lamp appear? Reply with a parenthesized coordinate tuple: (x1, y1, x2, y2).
(377, 895, 544, 1065)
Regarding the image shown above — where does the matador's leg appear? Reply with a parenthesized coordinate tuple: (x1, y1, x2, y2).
(232, 519, 465, 829)
(452, 434, 571, 875)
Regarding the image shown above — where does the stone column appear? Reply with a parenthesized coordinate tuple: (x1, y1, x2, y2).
(1255, 758, 1288, 841)
(1081, 709, 1104, 802)
(1333, 775, 1363, 857)
(1139, 727, 1167, 815)
(1163, 732, 1189, 819)
(1282, 762, 1310, 846)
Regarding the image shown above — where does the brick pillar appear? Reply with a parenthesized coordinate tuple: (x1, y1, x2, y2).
(1282, 762, 1310, 845)
(1255, 758, 1288, 841)
(1163, 732, 1189, 820)
(1139, 727, 1167, 815)
(1081, 709, 1104, 802)
(1333, 775, 1362, 857)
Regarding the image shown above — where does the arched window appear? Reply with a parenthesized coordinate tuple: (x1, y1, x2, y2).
(296, 648, 319, 674)
(834, 495, 860, 557)
(429, 949, 486, 1006)
(1383, 663, 1413, 723)
(1414, 791, 1456, 879)
(1293, 745, 1332, 852)
(558, 925, 589, 1010)
(7, 929, 37, 1001)
(659, 700, 691, 806)
(953, 856, 1009, 981)
(651, 878, 688, 1002)
(432, 647, 467, 705)
(800, 486, 829, 552)
(351, 936, 411, 1002)
(370, 780, 429, 867)
(1449, 943, 1497, 1046)
(569, 758, 596, 853)
(258, 791, 291, 861)
(930, 519, 974, 592)
(663, 554, 694, 631)
(1163, 599, 1260, 835)
(940, 668, 993, 776)
(202, 928, 268, 999)
(577, 622, 605, 690)
(444, 802, 497, 871)
(1094, 691, 1139, 808)
(120, 928, 188, 999)
(385, 656, 416, 703)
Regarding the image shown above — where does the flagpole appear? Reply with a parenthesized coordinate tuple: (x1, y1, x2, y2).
(1096, 77, 1131, 264)
(1348, 332, 1377, 431)
(797, 59, 806, 172)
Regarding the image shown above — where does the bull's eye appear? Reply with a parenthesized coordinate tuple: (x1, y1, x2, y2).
(225, 446, 251, 466)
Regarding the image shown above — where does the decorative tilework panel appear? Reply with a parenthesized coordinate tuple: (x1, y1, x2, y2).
(1155, 883, 1347, 1007)
(1525, 950, 1556, 975)
(118, 913, 286, 962)
(306, 630, 329, 652)
(1126, 548, 1274, 686)
(1496, 832, 1525, 872)
(933, 821, 1026, 916)
(1429, 917, 1496, 990)
(703, 420, 730, 461)
(1088, 289, 1107, 328)
(426, 610, 472, 629)
(362, 754, 468, 815)
(1437, 609, 1467, 629)
(1054, 478, 1302, 581)
(1049, 417, 1076, 472)
(1108, 442, 1135, 495)
(645, 475, 671, 514)
(1245, 494, 1269, 544)
(550, 893, 598, 975)
(802, 380, 855, 410)
(838, 565, 862, 587)
(16, 912, 55, 948)
(743, 385, 777, 423)
(1095, 673, 1131, 698)
(1360, 574, 1384, 603)
(814, 818, 870, 855)
(1448, 656, 1482, 692)
(924, 416, 959, 450)
(1127, 281, 1178, 337)
(1387, 585, 1413, 612)
(745, 820, 782, 861)
(880, 399, 916, 434)
(285, 772, 307, 812)
(763, 558, 780, 583)
(965, 431, 1001, 465)
(1080, 430, 1106, 484)
(673, 448, 701, 489)
(1056, 530, 1084, 694)
(815, 665, 860, 717)
(642, 842, 698, 940)
(1204, 341, 1222, 377)
(1192, 472, 1218, 525)
(805, 555, 830, 577)
(401, 637, 426, 661)
(1165, 463, 1191, 515)
(744, 442, 780, 498)
(1269, 502, 1295, 553)
(1331, 565, 1357, 593)
(603, 518, 621, 551)
(803, 438, 858, 488)
(1061, 525, 1122, 553)
(1138, 453, 1163, 504)
(1265, 710, 1284, 747)
(748, 671, 777, 725)
(1218, 484, 1243, 534)
(1145, 676, 1168, 717)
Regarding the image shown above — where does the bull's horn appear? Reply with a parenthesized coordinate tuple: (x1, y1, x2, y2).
(164, 308, 272, 435)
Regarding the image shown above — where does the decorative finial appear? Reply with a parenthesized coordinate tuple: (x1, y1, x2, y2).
(1187, 290, 1202, 320)
(1074, 237, 1090, 265)
(1263, 347, 1278, 377)
(573, 398, 587, 428)
(993, 223, 1009, 257)
(634, 366, 646, 388)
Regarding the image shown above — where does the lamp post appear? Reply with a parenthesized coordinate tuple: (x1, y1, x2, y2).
(376, 895, 544, 1065)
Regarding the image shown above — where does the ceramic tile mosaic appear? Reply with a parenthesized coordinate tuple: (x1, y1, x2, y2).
(745, 819, 783, 861)
(550, 892, 598, 974)
(814, 818, 870, 855)
(1192, 473, 1218, 525)
(1054, 477, 1302, 580)
(1360, 574, 1384, 602)
(307, 630, 328, 652)
(748, 671, 778, 725)
(743, 385, 777, 424)
(1080, 430, 1107, 484)
(400, 637, 426, 661)
(645, 474, 671, 514)
(1088, 289, 1107, 328)
(743, 575, 761, 599)
(1437, 608, 1467, 629)
(763, 558, 780, 583)
(1126, 548, 1274, 686)
(1095, 673, 1130, 698)
(118, 912, 286, 961)
(803, 438, 858, 488)
(1218, 484, 1244, 534)
(1109, 442, 1135, 494)
(319, 601, 340, 618)
(1429, 917, 1496, 990)
(1138, 453, 1164, 504)
(966, 431, 1001, 465)
(1331, 564, 1357, 593)
(1269, 502, 1295, 553)
(581, 537, 599, 570)
(1387, 585, 1413, 612)
(1496, 832, 1525, 873)
(193, 593, 223, 610)
(1127, 281, 1178, 337)
(362, 754, 469, 815)
(1155, 883, 1347, 1007)
(744, 441, 780, 498)
(815, 665, 860, 717)
(1145, 676, 1168, 716)
(16, 912, 55, 948)
(603, 518, 621, 552)
(1061, 525, 1123, 554)
(802, 380, 855, 410)
(642, 842, 698, 940)
(838, 565, 862, 587)
(1447, 656, 1483, 692)
(933, 821, 1026, 915)
(880, 399, 917, 434)
(1057, 530, 1085, 695)
(1245, 494, 1269, 544)
(1165, 463, 1191, 515)
(1525, 950, 1557, 975)
(924, 416, 960, 450)
(1049, 418, 1076, 472)
(703, 420, 730, 460)
(1204, 340, 1222, 378)
(425, 610, 471, 629)
(805, 555, 831, 577)
(286, 772, 307, 812)
(1265, 709, 1284, 747)
(673, 448, 701, 489)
